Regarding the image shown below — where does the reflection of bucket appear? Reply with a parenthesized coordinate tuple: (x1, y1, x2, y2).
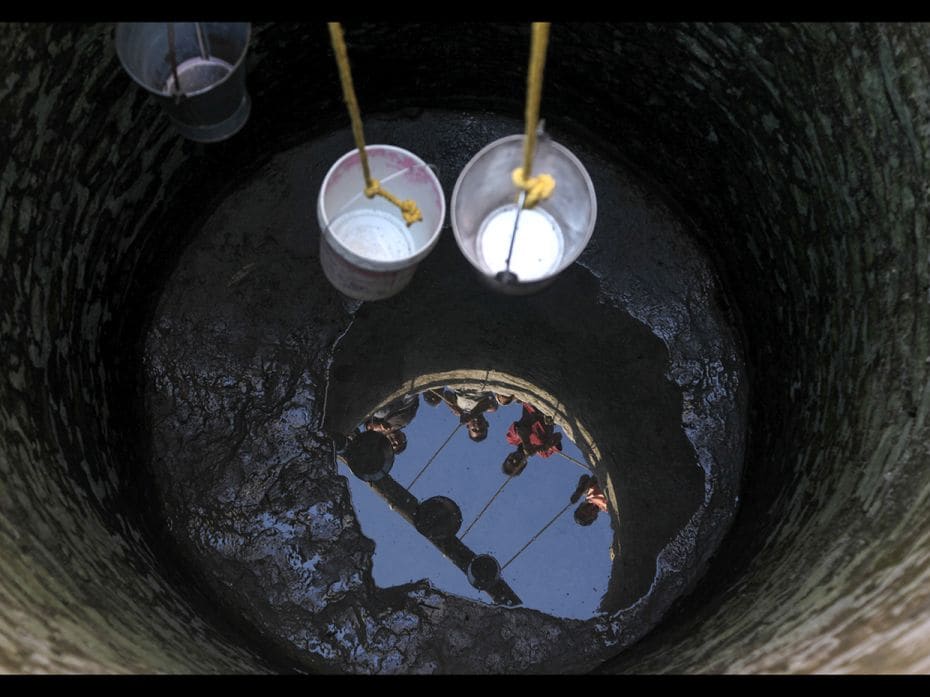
(414, 496, 462, 541)
(317, 146, 446, 301)
(451, 134, 596, 295)
(467, 554, 502, 591)
(344, 430, 394, 482)
(115, 23, 251, 143)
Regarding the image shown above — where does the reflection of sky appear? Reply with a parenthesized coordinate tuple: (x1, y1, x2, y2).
(337, 395, 615, 620)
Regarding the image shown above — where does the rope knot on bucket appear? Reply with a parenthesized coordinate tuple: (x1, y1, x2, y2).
(364, 178, 424, 226)
(511, 167, 555, 208)
(329, 22, 423, 229)
(513, 23, 555, 210)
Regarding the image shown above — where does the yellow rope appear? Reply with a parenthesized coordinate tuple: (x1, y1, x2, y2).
(327, 23, 423, 226)
(512, 22, 556, 209)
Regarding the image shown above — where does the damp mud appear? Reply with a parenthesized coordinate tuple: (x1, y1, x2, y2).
(142, 109, 746, 673)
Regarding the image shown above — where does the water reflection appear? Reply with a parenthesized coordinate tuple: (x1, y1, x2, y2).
(570, 474, 608, 527)
(364, 392, 419, 454)
(336, 387, 616, 620)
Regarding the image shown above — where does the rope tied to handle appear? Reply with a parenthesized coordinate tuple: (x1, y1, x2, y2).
(511, 168, 555, 209)
(363, 179, 422, 225)
(328, 23, 423, 226)
(512, 22, 555, 209)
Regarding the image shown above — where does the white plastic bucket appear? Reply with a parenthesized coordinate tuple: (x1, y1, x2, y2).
(317, 145, 446, 301)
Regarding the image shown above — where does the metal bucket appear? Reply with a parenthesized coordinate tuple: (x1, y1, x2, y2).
(115, 22, 251, 143)
(317, 145, 446, 301)
(450, 134, 597, 295)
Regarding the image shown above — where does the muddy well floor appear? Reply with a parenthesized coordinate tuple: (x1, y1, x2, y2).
(142, 108, 747, 673)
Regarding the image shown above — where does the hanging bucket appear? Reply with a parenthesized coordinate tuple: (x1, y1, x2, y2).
(317, 145, 446, 301)
(450, 134, 596, 295)
(343, 430, 394, 482)
(115, 22, 251, 143)
(414, 496, 462, 541)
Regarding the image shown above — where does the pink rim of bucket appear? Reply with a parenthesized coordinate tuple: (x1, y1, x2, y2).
(319, 145, 446, 273)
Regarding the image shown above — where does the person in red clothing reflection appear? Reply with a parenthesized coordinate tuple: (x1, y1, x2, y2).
(501, 403, 562, 475)
(570, 474, 608, 526)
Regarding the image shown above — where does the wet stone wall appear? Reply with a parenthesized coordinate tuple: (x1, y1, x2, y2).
(0, 21, 928, 674)
(0, 24, 273, 672)
(595, 23, 930, 673)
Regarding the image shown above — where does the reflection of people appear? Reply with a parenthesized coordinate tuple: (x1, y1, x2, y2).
(502, 448, 528, 476)
(505, 403, 562, 457)
(364, 394, 420, 454)
(495, 393, 516, 406)
(443, 388, 498, 443)
(448, 388, 497, 414)
(365, 423, 407, 454)
(464, 414, 490, 442)
(571, 474, 608, 526)
(422, 388, 443, 407)
(383, 430, 407, 454)
(368, 393, 420, 431)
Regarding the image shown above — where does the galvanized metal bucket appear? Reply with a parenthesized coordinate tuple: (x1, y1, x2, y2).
(115, 22, 251, 143)
(451, 134, 597, 295)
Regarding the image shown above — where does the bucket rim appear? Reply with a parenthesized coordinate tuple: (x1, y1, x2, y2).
(115, 22, 252, 98)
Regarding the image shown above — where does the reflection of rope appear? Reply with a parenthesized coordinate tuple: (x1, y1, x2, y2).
(406, 421, 462, 492)
(460, 475, 514, 539)
(194, 22, 210, 60)
(428, 388, 457, 410)
(500, 501, 573, 571)
(555, 449, 593, 472)
(166, 23, 181, 100)
(479, 368, 492, 391)
(327, 22, 422, 226)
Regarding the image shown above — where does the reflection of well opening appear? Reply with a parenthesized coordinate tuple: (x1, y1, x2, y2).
(343, 371, 603, 476)
(343, 370, 616, 533)
(340, 377, 622, 619)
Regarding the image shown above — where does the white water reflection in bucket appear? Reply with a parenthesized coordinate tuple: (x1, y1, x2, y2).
(330, 208, 414, 262)
(165, 56, 234, 95)
(477, 204, 564, 282)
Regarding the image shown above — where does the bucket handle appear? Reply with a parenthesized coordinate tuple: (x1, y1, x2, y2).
(329, 162, 439, 223)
